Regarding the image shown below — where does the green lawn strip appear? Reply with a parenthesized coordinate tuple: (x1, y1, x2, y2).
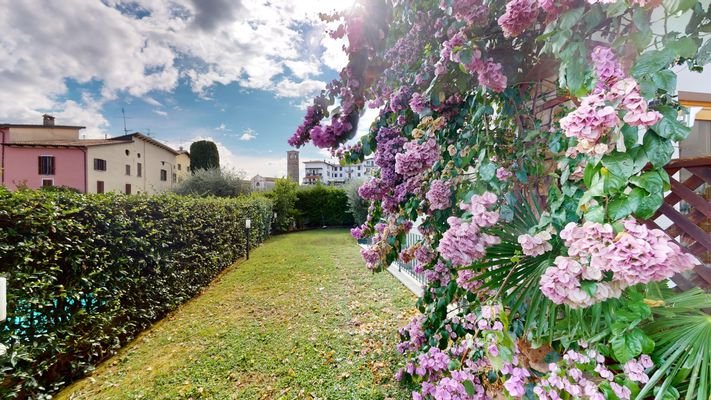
(57, 229, 415, 400)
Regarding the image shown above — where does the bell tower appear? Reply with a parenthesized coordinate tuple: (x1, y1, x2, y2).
(287, 150, 299, 183)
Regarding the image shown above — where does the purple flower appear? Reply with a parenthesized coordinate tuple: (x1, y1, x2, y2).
(395, 138, 440, 177)
(409, 92, 428, 113)
(498, 0, 539, 38)
(496, 167, 512, 181)
(426, 179, 451, 211)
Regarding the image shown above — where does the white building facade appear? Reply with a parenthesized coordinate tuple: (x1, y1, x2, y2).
(302, 159, 375, 185)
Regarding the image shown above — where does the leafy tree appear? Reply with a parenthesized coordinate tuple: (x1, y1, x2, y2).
(189, 140, 220, 172)
(267, 178, 298, 233)
(344, 180, 368, 225)
(173, 168, 249, 197)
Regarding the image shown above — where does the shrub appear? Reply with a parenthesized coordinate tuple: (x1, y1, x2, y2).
(295, 185, 354, 228)
(344, 180, 368, 225)
(266, 179, 299, 233)
(0, 188, 272, 398)
(189, 140, 220, 172)
(173, 168, 250, 197)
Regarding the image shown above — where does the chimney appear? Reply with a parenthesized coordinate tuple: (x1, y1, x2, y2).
(43, 114, 55, 126)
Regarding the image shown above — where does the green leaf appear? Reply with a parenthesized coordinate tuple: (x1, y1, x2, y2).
(653, 115, 691, 141)
(608, 188, 644, 220)
(604, 171, 627, 193)
(643, 130, 674, 168)
(697, 39, 711, 65)
(581, 280, 597, 296)
(463, 380, 477, 396)
(663, 0, 697, 14)
(651, 70, 677, 94)
(602, 152, 635, 178)
(606, 0, 627, 17)
(632, 8, 651, 32)
(585, 205, 606, 223)
(560, 7, 585, 30)
(583, 162, 600, 188)
(479, 162, 496, 181)
(629, 170, 664, 194)
(631, 49, 676, 77)
(669, 37, 699, 58)
(612, 329, 645, 363)
(634, 190, 664, 219)
(621, 125, 640, 150)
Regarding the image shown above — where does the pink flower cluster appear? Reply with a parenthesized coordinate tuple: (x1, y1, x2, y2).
(503, 364, 531, 397)
(426, 179, 451, 211)
(415, 243, 436, 265)
(456, 269, 483, 292)
(623, 355, 653, 384)
(409, 92, 428, 113)
(288, 94, 328, 147)
(360, 246, 381, 270)
(534, 348, 618, 400)
(591, 46, 625, 90)
(496, 167, 512, 181)
(540, 220, 699, 308)
(473, 59, 508, 93)
(398, 315, 427, 354)
(395, 138, 440, 177)
(416, 369, 487, 400)
(441, 0, 489, 25)
(437, 29, 508, 92)
(561, 47, 662, 155)
(498, 0, 539, 38)
(439, 193, 500, 267)
(559, 93, 619, 156)
(425, 261, 452, 287)
(518, 231, 553, 256)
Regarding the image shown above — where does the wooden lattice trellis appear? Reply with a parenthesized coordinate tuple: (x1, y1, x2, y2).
(644, 156, 711, 291)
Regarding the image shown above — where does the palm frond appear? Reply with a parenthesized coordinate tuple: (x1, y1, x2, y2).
(638, 289, 711, 400)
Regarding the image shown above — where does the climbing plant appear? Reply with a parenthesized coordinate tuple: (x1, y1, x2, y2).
(290, 0, 711, 398)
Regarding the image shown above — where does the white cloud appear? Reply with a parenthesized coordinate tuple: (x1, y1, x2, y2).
(274, 79, 327, 98)
(153, 109, 168, 117)
(215, 123, 230, 131)
(239, 128, 257, 141)
(144, 96, 163, 107)
(355, 107, 381, 140)
(0, 0, 354, 130)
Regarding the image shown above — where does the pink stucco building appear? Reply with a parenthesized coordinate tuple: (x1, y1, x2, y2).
(1, 116, 88, 191)
(1, 115, 190, 194)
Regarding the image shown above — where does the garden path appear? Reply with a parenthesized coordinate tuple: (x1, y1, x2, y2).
(57, 229, 415, 400)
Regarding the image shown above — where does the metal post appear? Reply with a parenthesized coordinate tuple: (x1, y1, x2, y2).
(0, 277, 6, 322)
(245, 219, 251, 260)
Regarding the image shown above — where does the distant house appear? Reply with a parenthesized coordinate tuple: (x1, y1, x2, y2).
(251, 175, 277, 191)
(0, 115, 190, 194)
(302, 158, 375, 186)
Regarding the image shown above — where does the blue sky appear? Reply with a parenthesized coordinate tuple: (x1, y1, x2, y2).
(0, 0, 375, 178)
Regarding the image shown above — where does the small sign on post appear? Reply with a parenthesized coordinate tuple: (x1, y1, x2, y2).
(0, 277, 6, 322)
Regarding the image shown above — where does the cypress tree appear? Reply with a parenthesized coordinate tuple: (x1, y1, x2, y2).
(189, 140, 220, 173)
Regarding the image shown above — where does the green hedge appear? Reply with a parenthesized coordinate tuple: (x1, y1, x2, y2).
(0, 189, 272, 398)
(295, 186, 354, 228)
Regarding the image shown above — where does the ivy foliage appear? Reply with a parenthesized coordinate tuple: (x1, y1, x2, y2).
(0, 188, 272, 398)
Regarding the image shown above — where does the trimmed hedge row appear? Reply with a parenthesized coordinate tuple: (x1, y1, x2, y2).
(0, 189, 273, 398)
(295, 186, 354, 228)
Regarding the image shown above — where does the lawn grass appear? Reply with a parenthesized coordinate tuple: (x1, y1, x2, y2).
(57, 229, 415, 400)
